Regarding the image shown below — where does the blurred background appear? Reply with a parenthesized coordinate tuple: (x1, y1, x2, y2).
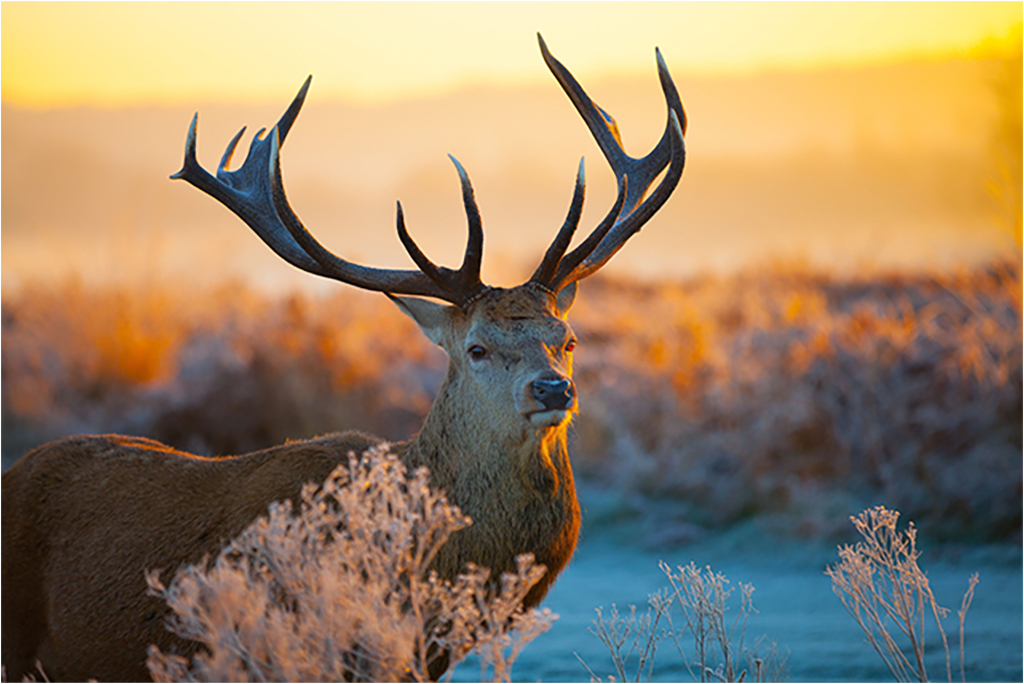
(3, 2, 1021, 290)
(4, 0, 1020, 534)
(3, 3, 1021, 679)
(4, 0, 1021, 534)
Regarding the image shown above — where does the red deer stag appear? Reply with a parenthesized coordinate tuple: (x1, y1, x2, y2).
(2, 34, 685, 682)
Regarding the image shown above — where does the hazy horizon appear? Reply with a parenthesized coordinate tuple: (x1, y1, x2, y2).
(2, 51, 1019, 294)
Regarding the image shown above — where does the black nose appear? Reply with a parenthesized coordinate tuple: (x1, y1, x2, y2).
(531, 378, 574, 410)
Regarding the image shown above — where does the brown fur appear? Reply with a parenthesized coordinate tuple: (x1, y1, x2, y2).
(1, 285, 581, 682)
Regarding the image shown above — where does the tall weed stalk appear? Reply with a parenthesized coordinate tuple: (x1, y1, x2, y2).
(826, 506, 979, 683)
(580, 563, 787, 683)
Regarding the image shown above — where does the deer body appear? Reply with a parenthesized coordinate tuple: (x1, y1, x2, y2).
(3, 433, 382, 681)
(2, 35, 684, 682)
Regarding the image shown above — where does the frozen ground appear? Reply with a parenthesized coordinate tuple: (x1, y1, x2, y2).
(453, 488, 1023, 683)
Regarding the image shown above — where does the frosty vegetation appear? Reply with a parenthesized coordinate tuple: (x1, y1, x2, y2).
(579, 561, 788, 683)
(144, 445, 555, 683)
(3, 261, 1020, 542)
(581, 506, 979, 683)
(826, 506, 979, 683)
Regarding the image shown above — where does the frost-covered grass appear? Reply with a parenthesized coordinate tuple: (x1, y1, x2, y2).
(4, 261, 1019, 540)
(578, 506, 985, 683)
(827, 506, 979, 683)
(145, 445, 553, 683)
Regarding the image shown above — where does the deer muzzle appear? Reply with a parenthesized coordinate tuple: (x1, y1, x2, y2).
(531, 377, 575, 411)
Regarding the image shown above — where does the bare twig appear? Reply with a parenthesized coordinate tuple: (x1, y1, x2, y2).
(826, 506, 979, 683)
(957, 573, 979, 683)
(585, 561, 782, 683)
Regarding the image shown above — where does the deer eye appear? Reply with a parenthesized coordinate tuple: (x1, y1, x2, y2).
(468, 344, 490, 361)
(565, 339, 577, 353)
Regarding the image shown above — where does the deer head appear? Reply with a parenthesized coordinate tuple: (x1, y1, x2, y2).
(171, 34, 685, 444)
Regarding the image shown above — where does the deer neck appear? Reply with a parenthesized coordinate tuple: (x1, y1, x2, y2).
(408, 390, 570, 497)
(399, 371, 579, 593)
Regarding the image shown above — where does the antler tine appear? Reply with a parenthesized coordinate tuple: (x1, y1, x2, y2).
(530, 158, 586, 285)
(448, 155, 486, 295)
(267, 128, 464, 300)
(533, 34, 687, 292)
(656, 47, 688, 138)
(537, 35, 627, 177)
(560, 111, 685, 284)
(173, 76, 479, 306)
(550, 172, 628, 284)
(395, 200, 447, 287)
(217, 126, 247, 175)
(275, 74, 312, 142)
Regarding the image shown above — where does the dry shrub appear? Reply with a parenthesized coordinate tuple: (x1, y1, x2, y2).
(0, 662, 49, 682)
(826, 506, 979, 683)
(580, 562, 787, 683)
(569, 261, 1021, 539)
(145, 444, 554, 683)
(2, 281, 184, 408)
(660, 562, 761, 683)
(2, 282, 441, 460)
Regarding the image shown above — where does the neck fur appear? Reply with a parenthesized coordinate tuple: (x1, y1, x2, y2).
(405, 378, 573, 500)
(399, 372, 580, 606)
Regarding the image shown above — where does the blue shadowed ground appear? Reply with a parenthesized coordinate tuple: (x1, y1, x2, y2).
(452, 487, 1023, 683)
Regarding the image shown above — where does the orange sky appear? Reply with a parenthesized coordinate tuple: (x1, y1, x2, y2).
(2, 2, 1021, 107)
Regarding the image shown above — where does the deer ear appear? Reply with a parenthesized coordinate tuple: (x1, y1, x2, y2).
(555, 282, 577, 317)
(387, 294, 453, 346)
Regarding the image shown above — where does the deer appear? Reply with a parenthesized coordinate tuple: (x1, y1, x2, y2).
(1, 34, 685, 682)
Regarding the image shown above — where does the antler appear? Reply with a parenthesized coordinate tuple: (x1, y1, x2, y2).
(172, 36, 684, 308)
(530, 33, 686, 293)
(171, 76, 487, 308)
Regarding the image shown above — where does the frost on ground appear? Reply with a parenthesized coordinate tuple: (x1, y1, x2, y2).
(504, 497, 1022, 683)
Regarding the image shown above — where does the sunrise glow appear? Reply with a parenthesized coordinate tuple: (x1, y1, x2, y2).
(2, 2, 1021, 107)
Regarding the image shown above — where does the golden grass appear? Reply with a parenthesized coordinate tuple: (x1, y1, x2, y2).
(3, 260, 1020, 539)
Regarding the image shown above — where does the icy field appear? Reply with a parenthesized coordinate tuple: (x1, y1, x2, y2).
(453, 497, 1023, 683)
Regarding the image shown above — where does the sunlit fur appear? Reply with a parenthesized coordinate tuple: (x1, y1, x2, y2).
(398, 284, 581, 609)
(1, 283, 581, 682)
